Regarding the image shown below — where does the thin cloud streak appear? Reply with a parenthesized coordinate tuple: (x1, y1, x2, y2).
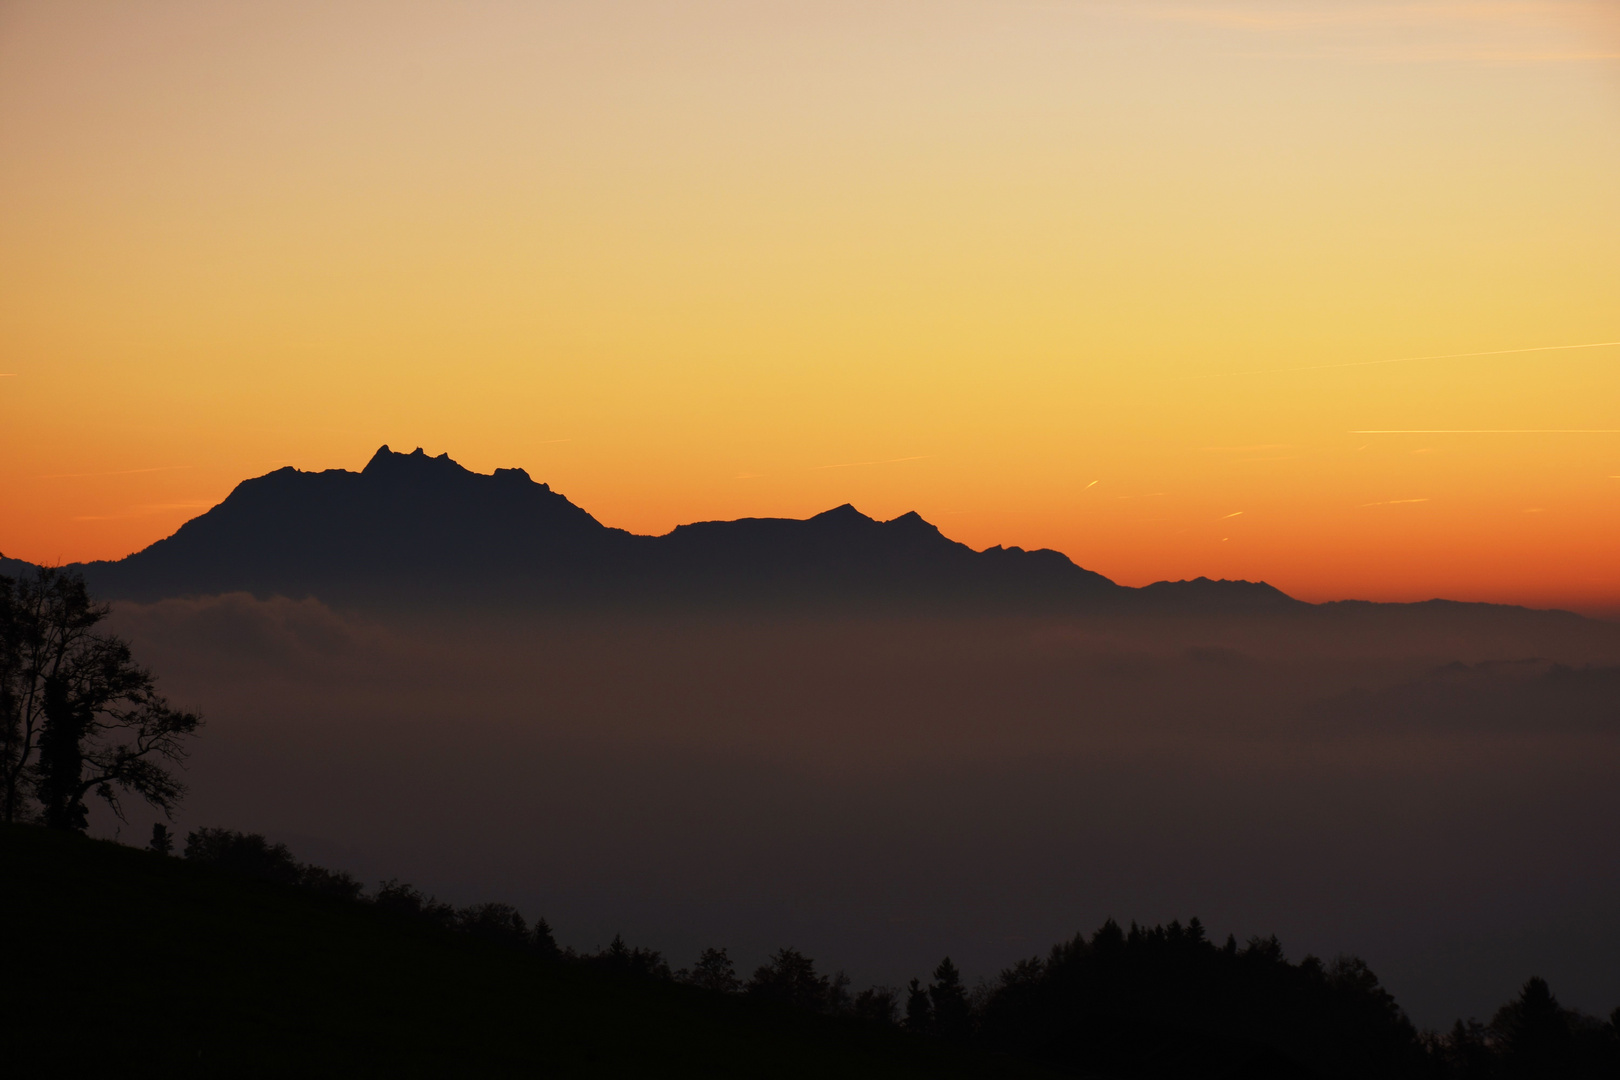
(1361, 498, 1431, 507)
(1127, 2, 1620, 64)
(1201, 340, 1620, 379)
(71, 501, 211, 522)
(39, 465, 193, 480)
(811, 455, 929, 471)
(1352, 429, 1620, 434)
(1135, 2, 1609, 32)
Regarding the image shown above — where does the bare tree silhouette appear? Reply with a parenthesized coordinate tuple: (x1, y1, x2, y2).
(1, 568, 200, 828)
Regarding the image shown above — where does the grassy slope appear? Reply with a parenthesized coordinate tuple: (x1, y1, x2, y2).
(0, 826, 1048, 1079)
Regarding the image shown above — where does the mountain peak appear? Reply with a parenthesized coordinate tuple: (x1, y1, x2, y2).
(885, 510, 940, 535)
(363, 445, 463, 475)
(1139, 576, 1304, 611)
(810, 503, 873, 526)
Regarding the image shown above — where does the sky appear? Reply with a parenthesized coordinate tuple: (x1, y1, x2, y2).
(2, 0, 1618, 611)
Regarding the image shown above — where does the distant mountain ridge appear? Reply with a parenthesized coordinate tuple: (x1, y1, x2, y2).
(2, 446, 1304, 612)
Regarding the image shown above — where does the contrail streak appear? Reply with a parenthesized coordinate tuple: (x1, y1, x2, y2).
(1201, 340, 1620, 378)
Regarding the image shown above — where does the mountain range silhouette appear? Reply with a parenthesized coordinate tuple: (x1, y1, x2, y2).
(0, 446, 1492, 615)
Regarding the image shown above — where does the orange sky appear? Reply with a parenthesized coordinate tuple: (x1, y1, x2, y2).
(2, 1, 1619, 612)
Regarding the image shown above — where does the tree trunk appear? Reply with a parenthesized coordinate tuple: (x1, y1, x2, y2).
(37, 676, 89, 831)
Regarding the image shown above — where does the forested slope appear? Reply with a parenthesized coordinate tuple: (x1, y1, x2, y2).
(0, 826, 1041, 1079)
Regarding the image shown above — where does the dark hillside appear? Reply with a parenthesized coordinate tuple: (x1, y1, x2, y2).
(0, 826, 1044, 1079)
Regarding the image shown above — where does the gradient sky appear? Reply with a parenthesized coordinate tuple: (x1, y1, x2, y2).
(2, 1, 1618, 610)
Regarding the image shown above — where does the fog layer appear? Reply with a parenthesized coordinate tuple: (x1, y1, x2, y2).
(102, 596, 1620, 1027)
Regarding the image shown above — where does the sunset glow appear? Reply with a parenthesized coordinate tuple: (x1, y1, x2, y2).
(3, 1, 1618, 611)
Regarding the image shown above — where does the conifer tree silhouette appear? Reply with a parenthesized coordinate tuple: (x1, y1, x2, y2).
(1495, 976, 1574, 1079)
(928, 957, 971, 1040)
(904, 977, 931, 1034)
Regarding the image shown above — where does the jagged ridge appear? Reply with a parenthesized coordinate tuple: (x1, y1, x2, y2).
(13, 446, 1289, 612)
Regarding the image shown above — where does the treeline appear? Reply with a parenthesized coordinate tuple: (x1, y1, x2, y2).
(970, 920, 1620, 1078)
(171, 825, 1620, 1079)
(168, 826, 885, 1009)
